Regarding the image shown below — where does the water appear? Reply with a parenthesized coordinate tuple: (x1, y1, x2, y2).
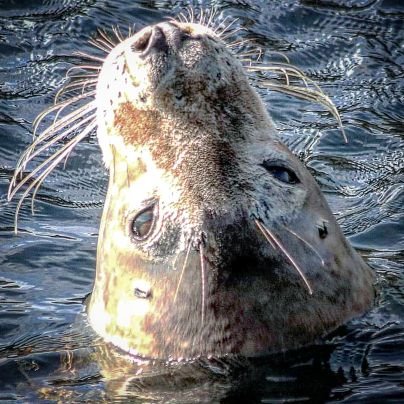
(0, 0, 403, 402)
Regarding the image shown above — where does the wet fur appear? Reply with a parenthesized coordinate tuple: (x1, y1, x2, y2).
(9, 10, 374, 359)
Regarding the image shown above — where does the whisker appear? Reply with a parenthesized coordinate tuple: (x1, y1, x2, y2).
(10, 113, 97, 200)
(256, 82, 347, 142)
(254, 219, 277, 249)
(255, 219, 313, 295)
(206, 8, 218, 30)
(190, 6, 195, 24)
(127, 23, 136, 39)
(26, 112, 96, 170)
(220, 26, 245, 41)
(33, 92, 96, 136)
(248, 63, 324, 91)
(217, 18, 240, 39)
(244, 61, 347, 142)
(64, 74, 99, 80)
(55, 79, 97, 103)
(174, 236, 193, 302)
(94, 35, 115, 51)
(226, 38, 254, 49)
(199, 8, 205, 26)
(281, 226, 325, 266)
(97, 28, 118, 48)
(66, 65, 101, 77)
(177, 12, 187, 23)
(50, 94, 96, 130)
(237, 49, 263, 58)
(240, 58, 254, 66)
(10, 102, 96, 194)
(199, 239, 206, 324)
(30, 121, 96, 213)
(89, 38, 112, 53)
(267, 51, 290, 64)
(75, 51, 105, 63)
(213, 15, 231, 34)
(112, 26, 124, 43)
(13, 120, 97, 232)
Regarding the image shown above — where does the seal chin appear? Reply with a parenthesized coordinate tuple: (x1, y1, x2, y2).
(87, 21, 374, 360)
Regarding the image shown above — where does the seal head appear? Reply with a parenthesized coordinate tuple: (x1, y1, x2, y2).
(88, 21, 374, 359)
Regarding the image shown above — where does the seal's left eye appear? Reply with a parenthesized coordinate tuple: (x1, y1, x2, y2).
(261, 161, 300, 185)
(131, 204, 156, 240)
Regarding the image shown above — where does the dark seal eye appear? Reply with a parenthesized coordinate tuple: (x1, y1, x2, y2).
(131, 204, 156, 240)
(261, 161, 300, 185)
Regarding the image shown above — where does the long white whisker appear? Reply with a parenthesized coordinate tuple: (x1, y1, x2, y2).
(217, 18, 240, 39)
(30, 121, 96, 214)
(206, 8, 218, 29)
(257, 82, 347, 142)
(177, 12, 187, 23)
(63, 74, 99, 80)
(255, 219, 313, 295)
(247, 63, 320, 91)
(174, 237, 193, 302)
(49, 92, 96, 132)
(112, 26, 124, 43)
(89, 39, 112, 53)
(55, 80, 97, 103)
(10, 116, 97, 201)
(190, 6, 195, 23)
(33, 91, 96, 136)
(94, 36, 115, 50)
(75, 51, 105, 63)
(13, 121, 96, 232)
(22, 112, 96, 175)
(213, 15, 231, 34)
(98, 29, 118, 48)
(9, 103, 96, 197)
(66, 65, 101, 76)
(226, 38, 253, 49)
(267, 51, 290, 64)
(221, 27, 244, 41)
(199, 9, 205, 25)
(281, 226, 325, 266)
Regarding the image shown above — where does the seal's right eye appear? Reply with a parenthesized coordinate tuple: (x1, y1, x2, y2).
(131, 204, 156, 240)
(261, 161, 300, 185)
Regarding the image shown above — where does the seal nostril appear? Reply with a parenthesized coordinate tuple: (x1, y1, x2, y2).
(131, 26, 153, 53)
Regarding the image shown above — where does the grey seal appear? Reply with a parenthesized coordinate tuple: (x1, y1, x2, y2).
(9, 19, 374, 360)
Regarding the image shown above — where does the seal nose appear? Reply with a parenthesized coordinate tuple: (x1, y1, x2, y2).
(131, 22, 183, 56)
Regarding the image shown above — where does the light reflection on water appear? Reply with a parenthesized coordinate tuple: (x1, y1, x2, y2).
(0, 0, 403, 402)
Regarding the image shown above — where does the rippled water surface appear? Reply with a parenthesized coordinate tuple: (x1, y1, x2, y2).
(0, 0, 403, 402)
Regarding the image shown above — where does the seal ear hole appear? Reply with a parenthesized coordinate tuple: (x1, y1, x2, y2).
(261, 161, 301, 185)
(318, 222, 328, 239)
(130, 203, 157, 241)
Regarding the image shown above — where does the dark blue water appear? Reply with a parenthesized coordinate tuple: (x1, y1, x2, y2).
(0, 0, 403, 402)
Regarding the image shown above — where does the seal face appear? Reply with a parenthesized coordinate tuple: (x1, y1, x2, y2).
(83, 21, 374, 359)
(8, 19, 374, 360)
